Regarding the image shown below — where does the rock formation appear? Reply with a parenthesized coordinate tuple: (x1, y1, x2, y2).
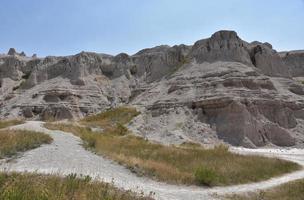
(1, 30, 304, 148)
(7, 48, 17, 56)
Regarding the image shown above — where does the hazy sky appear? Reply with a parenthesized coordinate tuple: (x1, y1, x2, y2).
(0, 0, 303, 56)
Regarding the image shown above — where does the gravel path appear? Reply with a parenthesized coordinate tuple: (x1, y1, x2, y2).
(0, 121, 304, 200)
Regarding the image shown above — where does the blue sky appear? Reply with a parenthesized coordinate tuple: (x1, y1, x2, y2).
(0, 0, 303, 57)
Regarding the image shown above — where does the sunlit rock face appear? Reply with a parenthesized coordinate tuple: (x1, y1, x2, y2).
(1, 30, 304, 148)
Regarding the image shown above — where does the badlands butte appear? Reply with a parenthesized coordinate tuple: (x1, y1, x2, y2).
(1, 30, 304, 148)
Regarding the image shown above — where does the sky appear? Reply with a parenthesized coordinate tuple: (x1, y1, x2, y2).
(0, 0, 303, 57)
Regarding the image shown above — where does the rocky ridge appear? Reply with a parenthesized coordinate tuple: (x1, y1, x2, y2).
(1, 30, 304, 148)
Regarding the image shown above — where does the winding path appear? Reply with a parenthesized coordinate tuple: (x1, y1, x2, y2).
(0, 121, 304, 200)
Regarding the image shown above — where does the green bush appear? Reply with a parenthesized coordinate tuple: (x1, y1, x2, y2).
(82, 132, 96, 149)
(115, 123, 128, 136)
(194, 166, 218, 186)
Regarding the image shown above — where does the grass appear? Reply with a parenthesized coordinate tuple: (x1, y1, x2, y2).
(45, 107, 301, 187)
(0, 172, 152, 200)
(226, 179, 304, 200)
(0, 120, 24, 129)
(0, 130, 53, 159)
(82, 107, 140, 132)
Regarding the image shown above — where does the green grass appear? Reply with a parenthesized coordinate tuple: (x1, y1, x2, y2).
(0, 120, 24, 129)
(194, 166, 219, 186)
(0, 130, 53, 159)
(0, 172, 152, 200)
(226, 179, 304, 200)
(45, 107, 301, 187)
(82, 107, 140, 131)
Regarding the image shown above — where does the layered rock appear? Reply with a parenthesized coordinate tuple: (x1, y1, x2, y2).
(131, 61, 303, 147)
(249, 42, 290, 77)
(280, 50, 304, 77)
(191, 31, 252, 65)
(1, 30, 304, 148)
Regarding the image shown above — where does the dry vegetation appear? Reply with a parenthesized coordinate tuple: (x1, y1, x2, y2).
(0, 130, 52, 159)
(0, 120, 24, 129)
(45, 107, 301, 187)
(0, 172, 152, 200)
(226, 178, 304, 200)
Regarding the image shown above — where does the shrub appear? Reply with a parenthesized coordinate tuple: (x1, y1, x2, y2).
(115, 123, 128, 136)
(194, 166, 219, 186)
(83, 134, 96, 149)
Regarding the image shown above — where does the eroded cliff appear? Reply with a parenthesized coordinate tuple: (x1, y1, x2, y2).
(1, 30, 304, 148)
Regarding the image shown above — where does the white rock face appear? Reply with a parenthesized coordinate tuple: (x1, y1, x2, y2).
(1, 30, 304, 147)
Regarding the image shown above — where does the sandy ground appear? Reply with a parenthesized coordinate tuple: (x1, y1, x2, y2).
(0, 121, 304, 200)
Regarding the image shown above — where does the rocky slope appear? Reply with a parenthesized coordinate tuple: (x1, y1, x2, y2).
(1, 30, 304, 148)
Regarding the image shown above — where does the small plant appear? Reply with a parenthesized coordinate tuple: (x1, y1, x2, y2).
(116, 123, 128, 136)
(83, 134, 96, 149)
(180, 55, 190, 65)
(83, 175, 92, 183)
(130, 65, 137, 75)
(194, 166, 218, 186)
(66, 173, 79, 198)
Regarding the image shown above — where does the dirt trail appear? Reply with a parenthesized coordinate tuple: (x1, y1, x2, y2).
(0, 121, 304, 200)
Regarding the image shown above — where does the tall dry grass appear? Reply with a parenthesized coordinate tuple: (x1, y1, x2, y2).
(0, 172, 153, 200)
(227, 178, 304, 200)
(0, 120, 24, 129)
(45, 107, 301, 186)
(0, 130, 52, 158)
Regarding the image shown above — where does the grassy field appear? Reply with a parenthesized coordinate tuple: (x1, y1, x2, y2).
(227, 178, 304, 200)
(0, 130, 53, 159)
(0, 172, 152, 200)
(45, 107, 301, 187)
(0, 120, 24, 129)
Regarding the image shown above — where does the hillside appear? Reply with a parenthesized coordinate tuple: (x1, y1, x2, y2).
(1, 30, 304, 148)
